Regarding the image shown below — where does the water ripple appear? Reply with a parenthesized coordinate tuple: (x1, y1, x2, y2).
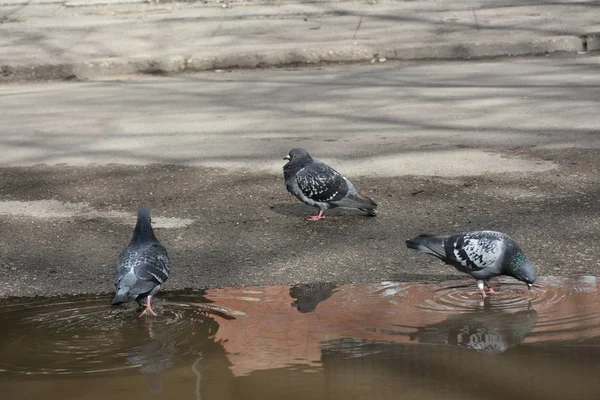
(363, 276, 600, 350)
(0, 293, 227, 377)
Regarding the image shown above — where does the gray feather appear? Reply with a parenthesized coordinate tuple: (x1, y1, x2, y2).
(332, 191, 377, 214)
(405, 234, 445, 259)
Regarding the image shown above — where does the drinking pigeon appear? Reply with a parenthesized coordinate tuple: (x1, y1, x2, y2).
(406, 230, 536, 297)
(111, 208, 172, 316)
(283, 148, 377, 221)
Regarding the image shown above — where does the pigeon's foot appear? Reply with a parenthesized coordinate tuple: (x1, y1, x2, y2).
(139, 296, 157, 317)
(306, 211, 325, 221)
(476, 280, 487, 298)
(139, 306, 157, 317)
(483, 280, 496, 295)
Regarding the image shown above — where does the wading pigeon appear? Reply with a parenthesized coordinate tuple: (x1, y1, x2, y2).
(111, 208, 172, 316)
(406, 230, 536, 297)
(283, 148, 377, 221)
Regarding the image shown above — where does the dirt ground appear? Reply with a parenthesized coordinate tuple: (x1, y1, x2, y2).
(0, 146, 598, 298)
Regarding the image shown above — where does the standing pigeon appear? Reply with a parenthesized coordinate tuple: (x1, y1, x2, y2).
(111, 208, 171, 316)
(406, 230, 536, 297)
(283, 148, 377, 221)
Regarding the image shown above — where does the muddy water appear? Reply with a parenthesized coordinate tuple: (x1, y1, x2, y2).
(1, 277, 600, 400)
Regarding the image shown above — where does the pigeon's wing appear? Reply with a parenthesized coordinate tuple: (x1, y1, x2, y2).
(134, 243, 171, 286)
(296, 162, 349, 203)
(450, 232, 505, 272)
(115, 243, 170, 290)
(115, 247, 137, 286)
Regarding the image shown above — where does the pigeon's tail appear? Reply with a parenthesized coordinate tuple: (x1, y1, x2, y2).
(359, 207, 378, 217)
(335, 193, 377, 215)
(406, 234, 446, 259)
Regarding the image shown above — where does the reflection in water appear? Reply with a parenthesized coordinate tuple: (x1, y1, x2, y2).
(289, 283, 338, 313)
(1, 277, 600, 400)
(407, 304, 539, 354)
(0, 291, 223, 378)
(125, 319, 176, 393)
(322, 305, 539, 356)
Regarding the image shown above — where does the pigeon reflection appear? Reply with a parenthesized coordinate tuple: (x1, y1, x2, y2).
(290, 283, 338, 313)
(126, 319, 176, 393)
(408, 302, 538, 354)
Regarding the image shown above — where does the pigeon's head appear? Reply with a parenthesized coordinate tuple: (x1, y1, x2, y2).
(283, 148, 313, 166)
(509, 250, 536, 289)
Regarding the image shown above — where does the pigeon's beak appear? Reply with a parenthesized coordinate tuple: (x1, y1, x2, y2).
(527, 283, 533, 290)
(283, 155, 291, 161)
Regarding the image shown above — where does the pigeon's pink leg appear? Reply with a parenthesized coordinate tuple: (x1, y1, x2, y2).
(477, 281, 487, 298)
(306, 210, 325, 221)
(139, 296, 157, 317)
(484, 280, 496, 295)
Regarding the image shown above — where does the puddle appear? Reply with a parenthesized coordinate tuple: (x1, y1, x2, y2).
(1, 277, 600, 399)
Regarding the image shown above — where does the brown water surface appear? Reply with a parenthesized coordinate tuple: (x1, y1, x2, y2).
(1, 276, 600, 400)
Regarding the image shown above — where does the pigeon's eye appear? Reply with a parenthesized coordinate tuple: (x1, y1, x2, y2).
(293, 154, 298, 158)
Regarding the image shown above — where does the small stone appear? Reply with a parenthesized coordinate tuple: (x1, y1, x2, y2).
(378, 58, 386, 63)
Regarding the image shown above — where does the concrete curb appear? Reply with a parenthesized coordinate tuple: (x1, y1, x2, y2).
(0, 35, 591, 82)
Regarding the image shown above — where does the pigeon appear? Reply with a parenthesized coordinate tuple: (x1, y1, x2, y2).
(406, 230, 536, 297)
(283, 148, 377, 221)
(111, 208, 172, 317)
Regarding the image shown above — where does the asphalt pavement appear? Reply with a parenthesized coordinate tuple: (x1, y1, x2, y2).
(0, 55, 599, 298)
